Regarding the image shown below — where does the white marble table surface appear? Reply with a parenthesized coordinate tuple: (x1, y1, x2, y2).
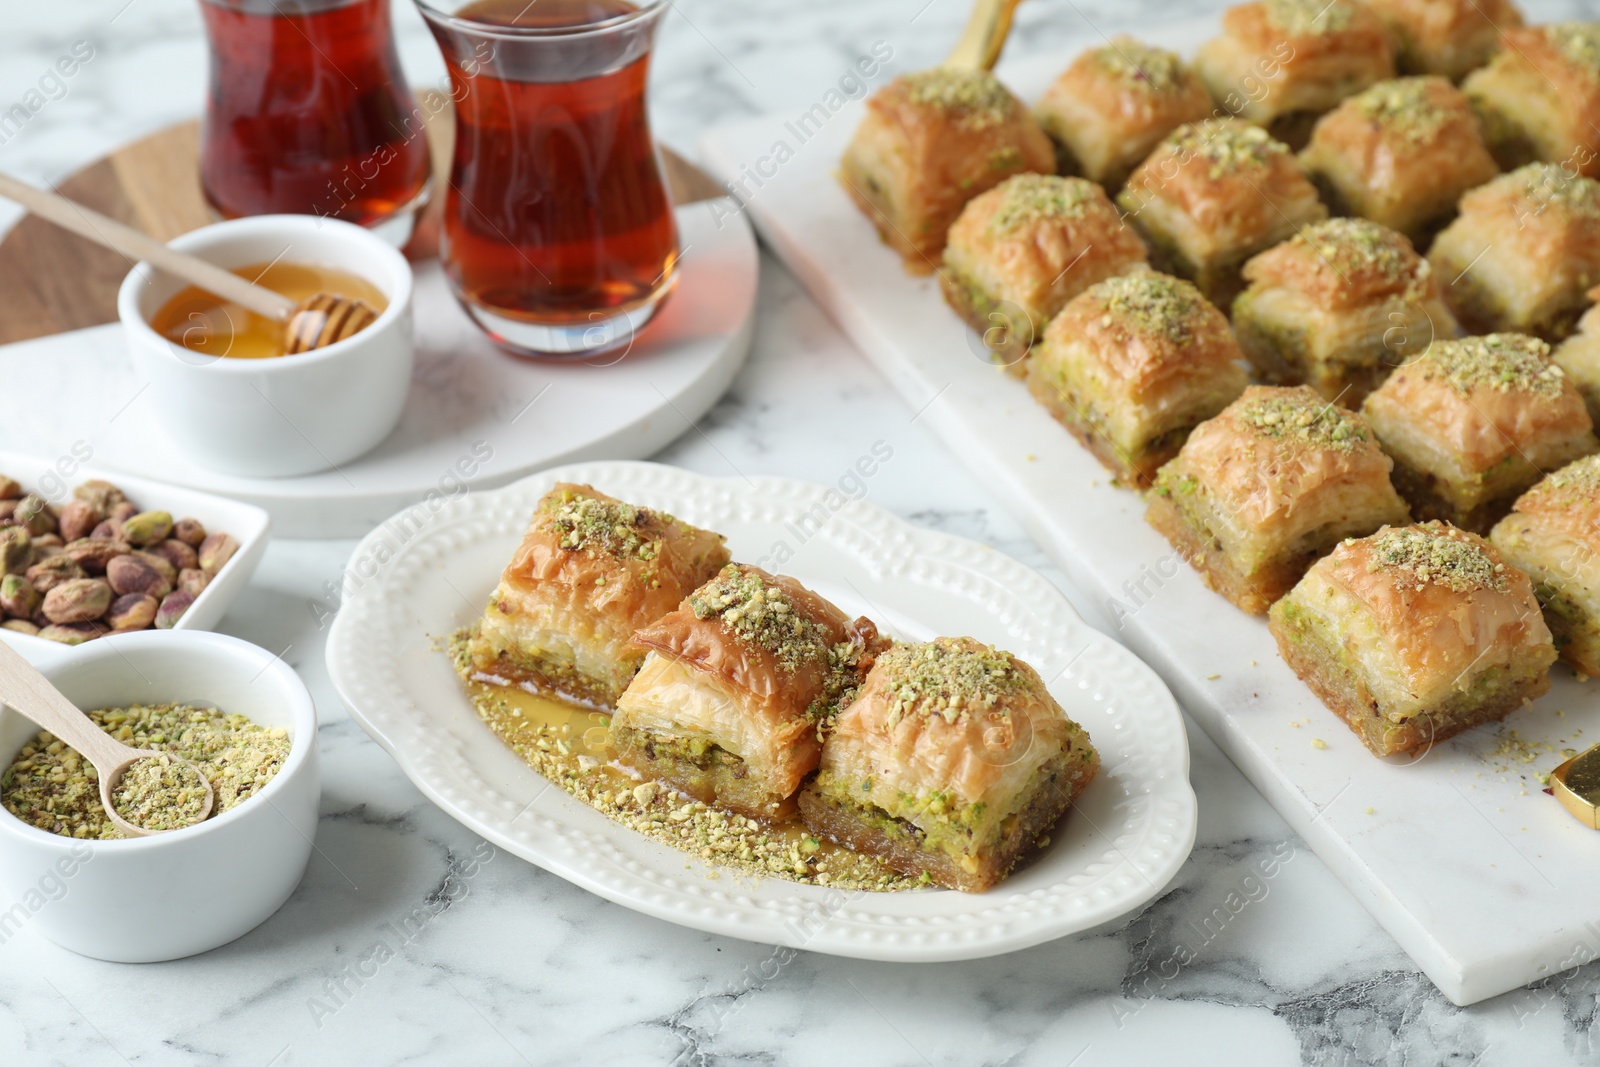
(3, 1, 1600, 1064)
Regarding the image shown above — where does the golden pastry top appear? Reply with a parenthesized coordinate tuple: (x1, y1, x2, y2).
(1463, 163, 1600, 223)
(1233, 385, 1373, 453)
(875, 637, 1036, 727)
(1346, 76, 1460, 142)
(986, 174, 1102, 234)
(1167, 118, 1290, 180)
(1358, 521, 1510, 594)
(1086, 35, 1193, 94)
(1421, 334, 1566, 398)
(1263, 0, 1361, 35)
(547, 491, 677, 562)
(1530, 22, 1600, 78)
(1222, 0, 1390, 54)
(1242, 218, 1429, 308)
(687, 564, 834, 675)
(892, 68, 1022, 129)
(1509, 454, 1600, 532)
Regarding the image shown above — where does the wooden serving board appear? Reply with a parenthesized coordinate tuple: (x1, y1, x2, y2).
(0, 90, 724, 345)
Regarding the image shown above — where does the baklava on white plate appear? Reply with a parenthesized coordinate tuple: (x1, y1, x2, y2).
(611, 563, 884, 822)
(1232, 217, 1457, 405)
(467, 483, 730, 706)
(798, 637, 1099, 893)
(1117, 118, 1328, 311)
(1366, 0, 1523, 81)
(1026, 269, 1247, 486)
(1360, 334, 1598, 533)
(1034, 35, 1214, 190)
(1147, 385, 1409, 614)
(1463, 22, 1600, 178)
(840, 68, 1054, 274)
(941, 174, 1147, 372)
(1429, 164, 1600, 341)
(1271, 521, 1555, 757)
(1195, 0, 1396, 148)
(1298, 76, 1500, 244)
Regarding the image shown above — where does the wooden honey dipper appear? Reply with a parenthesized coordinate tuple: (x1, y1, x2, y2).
(0, 171, 378, 355)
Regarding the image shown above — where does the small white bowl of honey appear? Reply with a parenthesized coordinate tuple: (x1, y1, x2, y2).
(117, 214, 414, 478)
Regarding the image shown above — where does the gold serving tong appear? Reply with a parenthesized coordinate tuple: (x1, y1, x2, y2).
(1551, 744, 1600, 829)
(944, 0, 1025, 71)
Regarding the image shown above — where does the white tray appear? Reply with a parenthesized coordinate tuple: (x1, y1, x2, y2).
(0, 199, 756, 539)
(698, 14, 1596, 1004)
(324, 461, 1196, 961)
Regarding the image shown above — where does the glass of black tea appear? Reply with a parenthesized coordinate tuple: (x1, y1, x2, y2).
(415, 0, 680, 359)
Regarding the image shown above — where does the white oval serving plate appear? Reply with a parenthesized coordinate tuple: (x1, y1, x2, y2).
(0, 448, 269, 654)
(325, 461, 1195, 960)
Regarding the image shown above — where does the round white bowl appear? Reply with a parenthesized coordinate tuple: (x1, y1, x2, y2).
(0, 631, 320, 962)
(117, 214, 414, 478)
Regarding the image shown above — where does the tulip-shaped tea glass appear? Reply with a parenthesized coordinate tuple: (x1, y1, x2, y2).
(197, 0, 433, 246)
(415, 0, 680, 359)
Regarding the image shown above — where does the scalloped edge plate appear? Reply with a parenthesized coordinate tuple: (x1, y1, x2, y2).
(324, 460, 1194, 960)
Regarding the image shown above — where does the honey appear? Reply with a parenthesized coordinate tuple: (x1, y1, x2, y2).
(149, 262, 387, 360)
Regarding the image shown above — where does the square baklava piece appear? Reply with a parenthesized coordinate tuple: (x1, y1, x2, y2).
(1232, 218, 1459, 405)
(1463, 23, 1600, 178)
(840, 68, 1054, 274)
(1361, 334, 1598, 533)
(1195, 0, 1396, 148)
(1034, 35, 1215, 189)
(1298, 76, 1500, 244)
(798, 637, 1099, 893)
(610, 564, 884, 822)
(1366, 0, 1523, 81)
(1553, 287, 1600, 424)
(942, 174, 1147, 371)
(1270, 521, 1555, 756)
(1491, 455, 1600, 675)
(1026, 269, 1248, 485)
(1117, 118, 1328, 310)
(467, 483, 730, 706)
(1429, 164, 1600, 341)
(1148, 385, 1409, 613)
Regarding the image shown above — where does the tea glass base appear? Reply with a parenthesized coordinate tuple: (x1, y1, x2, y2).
(464, 284, 674, 362)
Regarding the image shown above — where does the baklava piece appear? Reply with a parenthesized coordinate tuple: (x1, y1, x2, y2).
(1553, 287, 1600, 424)
(1195, 0, 1396, 148)
(941, 175, 1147, 371)
(1233, 218, 1458, 405)
(1298, 76, 1500, 244)
(840, 68, 1054, 274)
(1034, 36, 1215, 189)
(1148, 385, 1409, 614)
(1270, 522, 1555, 757)
(1462, 23, 1600, 177)
(1429, 164, 1600, 341)
(467, 484, 730, 706)
(1361, 334, 1598, 533)
(798, 637, 1098, 893)
(1026, 269, 1248, 486)
(1366, 0, 1522, 81)
(610, 564, 884, 822)
(1117, 119, 1328, 310)
(1491, 455, 1600, 675)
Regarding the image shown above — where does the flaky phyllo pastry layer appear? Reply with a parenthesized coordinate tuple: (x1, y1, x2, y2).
(467, 483, 730, 707)
(611, 563, 886, 821)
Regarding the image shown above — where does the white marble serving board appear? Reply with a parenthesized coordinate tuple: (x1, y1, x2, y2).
(0, 199, 756, 538)
(698, 23, 1600, 1005)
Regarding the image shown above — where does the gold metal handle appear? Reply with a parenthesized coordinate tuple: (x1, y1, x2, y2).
(944, 0, 1025, 72)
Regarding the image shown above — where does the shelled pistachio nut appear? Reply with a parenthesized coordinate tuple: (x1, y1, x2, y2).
(121, 510, 174, 547)
(42, 577, 112, 624)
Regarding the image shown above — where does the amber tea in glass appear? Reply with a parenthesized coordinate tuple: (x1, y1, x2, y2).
(417, 0, 679, 358)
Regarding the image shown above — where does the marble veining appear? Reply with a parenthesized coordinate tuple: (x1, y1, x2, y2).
(3, 0, 1600, 1063)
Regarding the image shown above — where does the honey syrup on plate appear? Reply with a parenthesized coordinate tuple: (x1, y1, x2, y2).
(149, 261, 387, 360)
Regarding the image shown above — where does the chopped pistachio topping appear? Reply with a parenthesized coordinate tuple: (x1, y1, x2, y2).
(878, 638, 1031, 727)
(1506, 163, 1600, 219)
(1349, 77, 1453, 143)
(988, 174, 1099, 234)
(1294, 217, 1420, 286)
(1, 704, 289, 840)
(111, 754, 208, 832)
(900, 68, 1016, 127)
(1525, 454, 1600, 507)
(1166, 119, 1288, 180)
(1546, 22, 1600, 73)
(1088, 271, 1207, 344)
(690, 565, 831, 674)
(1364, 523, 1508, 593)
(1265, 0, 1357, 35)
(1423, 334, 1563, 396)
(1235, 389, 1369, 451)
(548, 492, 667, 561)
(1091, 37, 1189, 93)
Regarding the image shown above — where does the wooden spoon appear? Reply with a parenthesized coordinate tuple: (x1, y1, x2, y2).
(944, 0, 1025, 71)
(0, 639, 214, 838)
(0, 171, 377, 355)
